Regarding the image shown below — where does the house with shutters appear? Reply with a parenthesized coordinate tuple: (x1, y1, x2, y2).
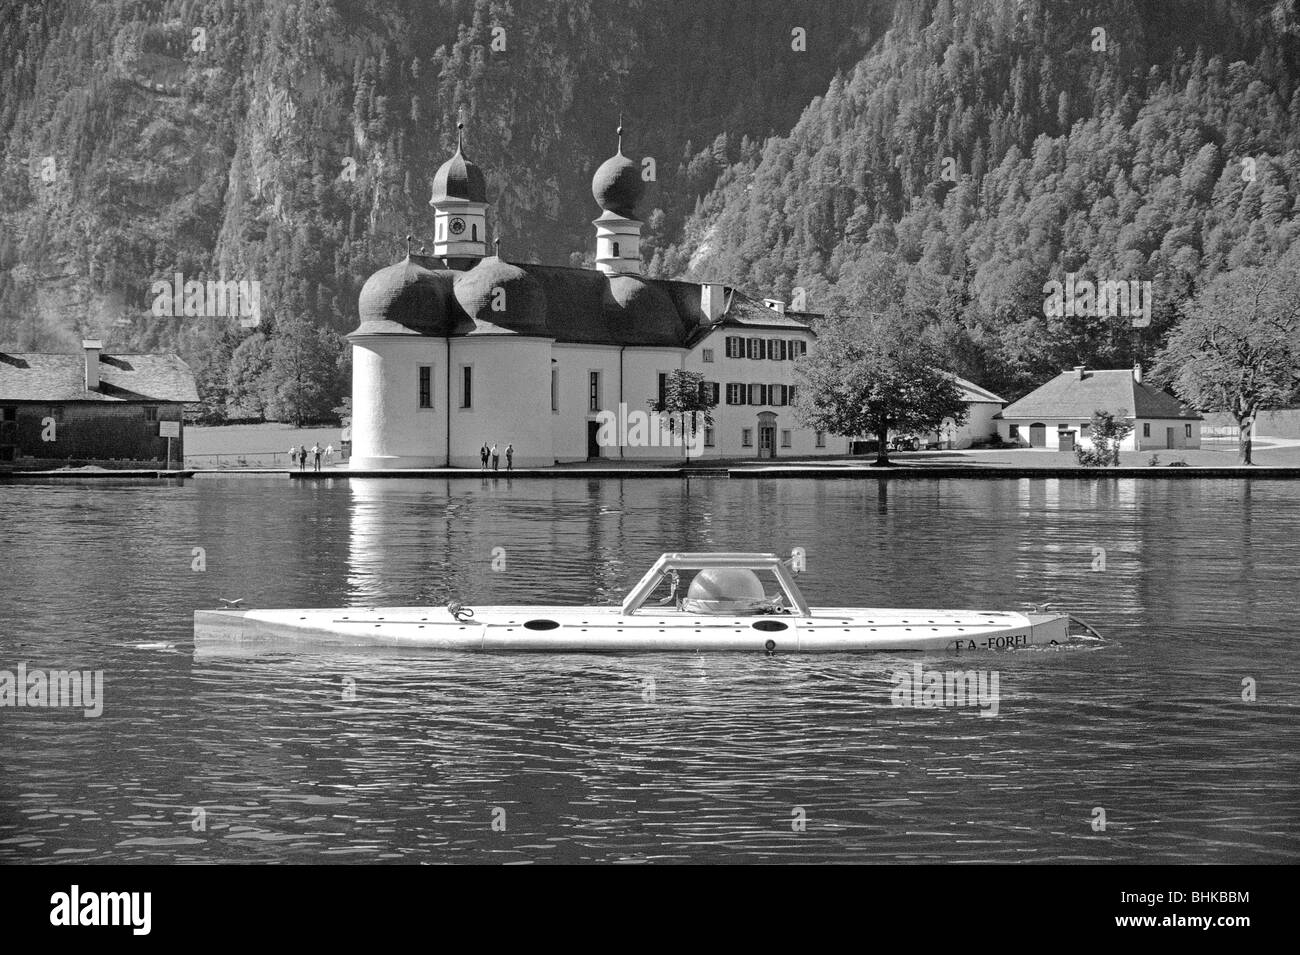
(0, 340, 198, 468)
(348, 122, 837, 467)
(995, 364, 1202, 451)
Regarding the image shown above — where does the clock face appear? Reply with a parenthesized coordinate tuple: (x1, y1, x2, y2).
(449, 217, 466, 235)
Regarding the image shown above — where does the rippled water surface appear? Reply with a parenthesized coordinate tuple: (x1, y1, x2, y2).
(1, 476, 1296, 863)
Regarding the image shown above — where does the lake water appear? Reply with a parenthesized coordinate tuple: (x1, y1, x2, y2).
(0, 476, 1296, 863)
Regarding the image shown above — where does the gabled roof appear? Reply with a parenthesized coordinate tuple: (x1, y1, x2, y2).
(998, 369, 1201, 421)
(0, 352, 199, 403)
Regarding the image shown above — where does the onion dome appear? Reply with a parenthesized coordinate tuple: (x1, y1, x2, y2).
(452, 257, 549, 336)
(592, 124, 644, 217)
(605, 275, 684, 342)
(354, 255, 454, 336)
(431, 123, 487, 204)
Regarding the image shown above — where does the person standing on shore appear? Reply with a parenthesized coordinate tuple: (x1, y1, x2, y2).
(311, 443, 322, 472)
(325, 444, 334, 464)
(288, 445, 296, 467)
(480, 442, 489, 470)
(491, 443, 499, 471)
(505, 443, 514, 471)
(298, 445, 307, 472)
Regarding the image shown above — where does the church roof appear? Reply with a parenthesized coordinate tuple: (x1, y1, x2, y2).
(355, 256, 456, 336)
(351, 256, 816, 349)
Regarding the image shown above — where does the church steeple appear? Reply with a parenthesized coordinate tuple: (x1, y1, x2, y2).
(591, 121, 645, 275)
(430, 116, 489, 270)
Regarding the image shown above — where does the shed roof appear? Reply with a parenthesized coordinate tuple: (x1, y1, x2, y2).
(951, 374, 1005, 405)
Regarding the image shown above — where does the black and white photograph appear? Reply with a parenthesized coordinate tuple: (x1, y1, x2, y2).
(0, 0, 1294, 923)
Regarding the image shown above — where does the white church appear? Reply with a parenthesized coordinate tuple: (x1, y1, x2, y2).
(348, 124, 838, 468)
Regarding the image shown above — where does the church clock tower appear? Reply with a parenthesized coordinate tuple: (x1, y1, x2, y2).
(430, 121, 488, 270)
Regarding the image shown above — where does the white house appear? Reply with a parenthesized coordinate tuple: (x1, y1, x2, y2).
(929, 375, 1005, 448)
(995, 365, 1202, 452)
(348, 123, 839, 468)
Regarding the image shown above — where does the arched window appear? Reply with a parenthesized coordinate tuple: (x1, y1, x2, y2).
(612, 241, 620, 257)
(472, 224, 478, 241)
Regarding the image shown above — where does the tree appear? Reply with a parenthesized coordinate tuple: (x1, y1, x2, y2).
(1153, 261, 1300, 464)
(1074, 409, 1133, 466)
(225, 332, 272, 420)
(262, 317, 347, 427)
(648, 369, 717, 459)
(792, 316, 969, 465)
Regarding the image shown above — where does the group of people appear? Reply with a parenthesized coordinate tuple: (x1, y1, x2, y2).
(284, 440, 513, 471)
(289, 443, 334, 472)
(480, 442, 514, 471)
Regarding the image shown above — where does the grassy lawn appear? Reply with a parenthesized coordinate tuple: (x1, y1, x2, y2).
(186, 422, 347, 466)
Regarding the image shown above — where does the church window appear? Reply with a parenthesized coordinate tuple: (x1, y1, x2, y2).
(589, 371, 601, 412)
(551, 368, 559, 412)
(418, 366, 432, 409)
(461, 366, 473, 409)
(613, 242, 620, 258)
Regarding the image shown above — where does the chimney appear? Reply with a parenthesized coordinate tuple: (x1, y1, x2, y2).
(700, 283, 726, 323)
(1133, 361, 1143, 384)
(762, 297, 787, 315)
(1073, 365, 1086, 380)
(83, 339, 102, 391)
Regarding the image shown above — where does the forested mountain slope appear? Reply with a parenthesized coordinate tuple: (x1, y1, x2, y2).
(660, 0, 1300, 398)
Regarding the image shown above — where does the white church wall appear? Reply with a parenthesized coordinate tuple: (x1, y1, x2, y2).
(350, 335, 446, 468)
(551, 343, 621, 463)
(448, 336, 554, 468)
